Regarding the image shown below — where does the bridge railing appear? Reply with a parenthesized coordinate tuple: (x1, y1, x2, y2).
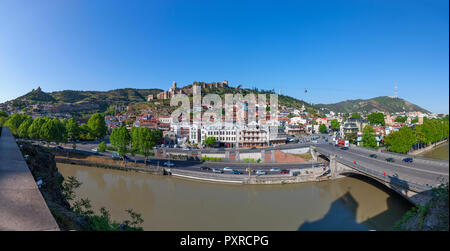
(350, 144, 449, 166)
(337, 158, 433, 193)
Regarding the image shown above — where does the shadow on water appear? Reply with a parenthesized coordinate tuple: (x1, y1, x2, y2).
(298, 174, 414, 231)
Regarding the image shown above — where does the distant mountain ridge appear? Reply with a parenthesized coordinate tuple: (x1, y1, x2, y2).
(315, 96, 430, 114)
(7, 86, 430, 115)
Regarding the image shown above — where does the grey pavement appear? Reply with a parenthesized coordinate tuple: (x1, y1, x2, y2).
(0, 127, 59, 231)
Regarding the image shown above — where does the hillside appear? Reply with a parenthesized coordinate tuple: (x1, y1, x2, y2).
(6, 85, 430, 116)
(315, 96, 430, 114)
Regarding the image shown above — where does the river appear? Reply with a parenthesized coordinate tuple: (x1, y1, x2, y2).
(419, 143, 449, 160)
(57, 163, 413, 231)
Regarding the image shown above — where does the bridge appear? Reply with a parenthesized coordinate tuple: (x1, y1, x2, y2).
(0, 127, 59, 230)
(311, 144, 449, 206)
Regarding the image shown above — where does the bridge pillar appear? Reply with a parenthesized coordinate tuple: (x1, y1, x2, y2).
(235, 151, 240, 161)
(329, 154, 338, 179)
(271, 150, 275, 163)
(163, 149, 167, 158)
(225, 151, 230, 160)
(310, 146, 318, 161)
(260, 150, 265, 163)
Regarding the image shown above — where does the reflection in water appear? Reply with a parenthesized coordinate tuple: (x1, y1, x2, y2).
(57, 164, 412, 231)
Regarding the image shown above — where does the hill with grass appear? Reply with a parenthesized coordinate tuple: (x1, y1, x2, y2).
(315, 96, 430, 114)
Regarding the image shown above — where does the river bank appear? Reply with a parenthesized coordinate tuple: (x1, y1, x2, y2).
(418, 143, 449, 160)
(56, 162, 414, 230)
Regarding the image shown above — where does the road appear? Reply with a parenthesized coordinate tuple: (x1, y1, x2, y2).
(315, 144, 449, 187)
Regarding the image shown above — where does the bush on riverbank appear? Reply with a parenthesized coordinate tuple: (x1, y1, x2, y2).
(19, 141, 145, 230)
(201, 156, 223, 162)
(394, 183, 449, 231)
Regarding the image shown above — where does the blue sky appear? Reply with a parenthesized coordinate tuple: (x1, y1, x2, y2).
(0, 0, 448, 113)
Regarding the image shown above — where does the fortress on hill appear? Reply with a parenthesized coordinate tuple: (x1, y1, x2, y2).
(149, 80, 229, 101)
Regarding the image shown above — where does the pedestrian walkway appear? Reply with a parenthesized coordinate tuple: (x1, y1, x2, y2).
(0, 127, 59, 231)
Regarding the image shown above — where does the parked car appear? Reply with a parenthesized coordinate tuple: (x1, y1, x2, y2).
(91, 148, 98, 152)
(369, 154, 377, 158)
(403, 157, 413, 163)
(256, 170, 267, 175)
(270, 168, 280, 172)
(121, 154, 130, 161)
(183, 147, 190, 151)
(232, 170, 243, 174)
(250, 147, 257, 150)
(200, 166, 211, 170)
(163, 161, 175, 167)
(280, 169, 290, 174)
(212, 168, 224, 173)
(340, 147, 349, 150)
(386, 158, 395, 162)
(223, 167, 233, 172)
(55, 146, 64, 150)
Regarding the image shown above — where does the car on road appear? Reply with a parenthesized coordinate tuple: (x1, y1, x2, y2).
(369, 154, 377, 158)
(183, 147, 190, 151)
(223, 167, 233, 172)
(232, 170, 243, 174)
(256, 170, 267, 175)
(163, 161, 175, 167)
(403, 157, 413, 163)
(250, 147, 257, 150)
(212, 168, 224, 173)
(200, 166, 211, 171)
(340, 147, 349, 150)
(112, 152, 121, 160)
(55, 146, 64, 151)
(386, 158, 395, 162)
(81, 142, 87, 145)
(92, 148, 98, 152)
(121, 154, 130, 161)
(270, 168, 280, 172)
(280, 169, 290, 174)
(145, 159, 152, 164)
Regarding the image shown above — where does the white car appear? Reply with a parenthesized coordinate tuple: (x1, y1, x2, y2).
(163, 161, 175, 167)
(223, 167, 233, 172)
(256, 170, 267, 175)
(92, 148, 98, 152)
(270, 168, 280, 172)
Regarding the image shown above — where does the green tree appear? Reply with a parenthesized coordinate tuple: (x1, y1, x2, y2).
(411, 117, 419, 124)
(98, 141, 106, 153)
(367, 113, 385, 126)
(395, 116, 407, 123)
(52, 118, 67, 145)
(17, 117, 33, 139)
(319, 124, 327, 134)
(130, 127, 142, 163)
(361, 125, 378, 149)
(87, 113, 107, 140)
(28, 117, 46, 139)
(384, 126, 416, 153)
(0, 116, 7, 127)
(204, 136, 216, 147)
(331, 119, 340, 131)
(4, 113, 28, 135)
(66, 118, 80, 140)
(110, 126, 130, 158)
(40, 119, 59, 146)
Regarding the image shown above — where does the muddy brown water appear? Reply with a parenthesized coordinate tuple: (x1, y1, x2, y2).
(57, 163, 413, 230)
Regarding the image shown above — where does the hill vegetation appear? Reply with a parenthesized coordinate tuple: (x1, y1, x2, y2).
(316, 96, 430, 114)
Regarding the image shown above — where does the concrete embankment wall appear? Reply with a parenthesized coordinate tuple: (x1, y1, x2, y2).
(408, 140, 448, 156)
(168, 168, 324, 185)
(55, 157, 164, 175)
(0, 127, 60, 231)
